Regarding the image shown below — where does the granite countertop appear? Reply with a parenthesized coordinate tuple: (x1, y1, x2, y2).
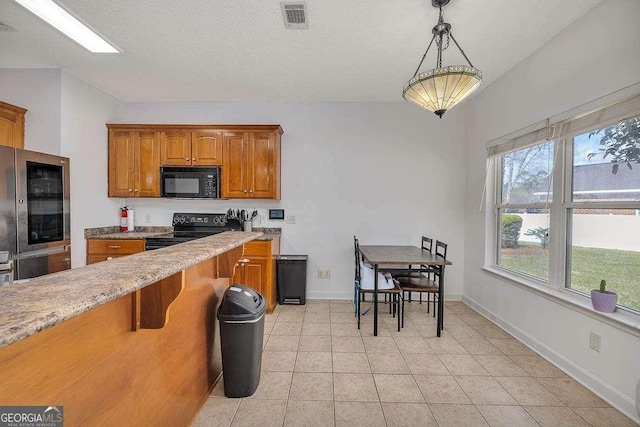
(0, 231, 263, 349)
(85, 226, 173, 240)
(88, 231, 173, 239)
(252, 228, 281, 241)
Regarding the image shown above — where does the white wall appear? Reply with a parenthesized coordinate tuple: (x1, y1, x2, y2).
(0, 69, 62, 155)
(60, 72, 123, 267)
(117, 102, 468, 300)
(461, 0, 640, 421)
(518, 213, 640, 251)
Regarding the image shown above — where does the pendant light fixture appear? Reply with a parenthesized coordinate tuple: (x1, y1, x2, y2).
(402, 0, 482, 118)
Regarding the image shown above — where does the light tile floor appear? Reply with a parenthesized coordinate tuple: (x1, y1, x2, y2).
(192, 300, 638, 427)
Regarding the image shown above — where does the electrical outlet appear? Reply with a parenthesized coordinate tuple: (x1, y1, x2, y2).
(286, 215, 296, 224)
(144, 214, 151, 223)
(590, 332, 601, 352)
(317, 269, 331, 279)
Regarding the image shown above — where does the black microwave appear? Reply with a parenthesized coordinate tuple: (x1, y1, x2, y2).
(160, 167, 220, 199)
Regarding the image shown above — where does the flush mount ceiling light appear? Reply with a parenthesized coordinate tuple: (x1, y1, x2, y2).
(12, 0, 119, 53)
(403, 0, 481, 118)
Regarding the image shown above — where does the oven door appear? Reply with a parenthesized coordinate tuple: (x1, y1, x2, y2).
(15, 149, 70, 253)
(160, 167, 219, 199)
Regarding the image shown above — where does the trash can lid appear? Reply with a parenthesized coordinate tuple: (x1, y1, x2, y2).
(277, 255, 308, 261)
(218, 284, 266, 320)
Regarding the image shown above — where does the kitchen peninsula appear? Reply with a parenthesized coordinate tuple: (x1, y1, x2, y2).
(0, 231, 261, 426)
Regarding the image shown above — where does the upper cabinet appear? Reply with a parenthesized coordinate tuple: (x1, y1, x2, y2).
(107, 124, 282, 199)
(222, 131, 281, 199)
(108, 128, 161, 198)
(160, 130, 223, 166)
(0, 101, 27, 149)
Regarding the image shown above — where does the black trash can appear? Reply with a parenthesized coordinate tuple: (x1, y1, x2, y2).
(217, 284, 266, 398)
(277, 255, 308, 305)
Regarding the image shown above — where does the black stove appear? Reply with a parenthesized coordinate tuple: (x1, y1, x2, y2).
(145, 213, 243, 251)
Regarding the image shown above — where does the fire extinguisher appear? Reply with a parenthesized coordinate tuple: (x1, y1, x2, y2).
(120, 207, 128, 232)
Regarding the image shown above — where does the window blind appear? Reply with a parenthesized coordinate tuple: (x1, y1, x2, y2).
(486, 91, 640, 158)
(555, 93, 640, 140)
(486, 123, 554, 158)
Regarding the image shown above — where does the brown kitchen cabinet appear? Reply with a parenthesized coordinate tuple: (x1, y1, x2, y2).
(108, 129, 161, 197)
(222, 131, 281, 199)
(160, 129, 223, 166)
(107, 124, 282, 199)
(232, 237, 280, 312)
(0, 100, 27, 149)
(86, 239, 146, 265)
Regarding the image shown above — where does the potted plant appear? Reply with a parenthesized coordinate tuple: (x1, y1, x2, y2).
(591, 280, 618, 313)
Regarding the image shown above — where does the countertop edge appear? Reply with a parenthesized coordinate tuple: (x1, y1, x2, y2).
(0, 231, 262, 349)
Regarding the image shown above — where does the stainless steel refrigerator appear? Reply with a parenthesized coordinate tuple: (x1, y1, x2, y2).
(0, 145, 71, 280)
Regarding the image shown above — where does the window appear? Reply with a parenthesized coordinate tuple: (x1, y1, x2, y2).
(497, 142, 553, 281)
(567, 117, 640, 312)
(488, 95, 640, 314)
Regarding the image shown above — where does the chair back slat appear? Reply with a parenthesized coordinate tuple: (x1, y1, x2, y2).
(432, 240, 447, 277)
(435, 240, 447, 259)
(421, 236, 433, 253)
(353, 235, 361, 282)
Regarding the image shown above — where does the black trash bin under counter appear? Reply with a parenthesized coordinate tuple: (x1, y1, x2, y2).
(277, 255, 308, 305)
(217, 284, 266, 398)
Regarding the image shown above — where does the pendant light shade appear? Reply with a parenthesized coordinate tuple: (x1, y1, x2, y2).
(403, 0, 482, 118)
(403, 66, 482, 118)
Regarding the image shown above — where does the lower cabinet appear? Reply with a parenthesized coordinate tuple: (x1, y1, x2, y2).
(232, 238, 280, 313)
(86, 239, 145, 265)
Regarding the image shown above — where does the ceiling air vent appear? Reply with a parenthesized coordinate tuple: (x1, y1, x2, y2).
(280, 2, 308, 30)
(0, 21, 16, 32)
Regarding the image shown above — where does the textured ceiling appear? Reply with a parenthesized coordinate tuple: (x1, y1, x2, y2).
(0, 0, 601, 102)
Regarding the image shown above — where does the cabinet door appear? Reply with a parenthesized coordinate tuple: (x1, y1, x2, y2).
(0, 101, 26, 148)
(135, 131, 161, 197)
(108, 130, 135, 197)
(242, 257, 268, 295)
(222, 132, 249, 198)
(87, 255, 126, 264)
(192, 130, 223, 166)
(231, 261, 244, 287)
(160, 130, 191, 166)
(249, 132, 277, 198)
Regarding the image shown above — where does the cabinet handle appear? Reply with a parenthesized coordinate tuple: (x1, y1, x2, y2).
(192, 157, 196, 161)
(238, 258, 250, 263)
(134, 189, 139, 192)
(108, 245, 122, 249)
(185, 158, 190, 161)
(107, 257, 113, 260)
(129, 189, 133, 192)
(249, 190, 253, 193)
(243, 189, 248, 193)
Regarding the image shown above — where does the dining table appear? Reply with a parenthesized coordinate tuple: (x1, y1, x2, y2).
(358, 245, 452, 337)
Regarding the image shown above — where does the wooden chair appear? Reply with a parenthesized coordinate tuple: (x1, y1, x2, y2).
(354, 236, 404, 331)
(397, 240, 447, 320)
(382, 236, 434, 304)
(381, 236, 433, 278)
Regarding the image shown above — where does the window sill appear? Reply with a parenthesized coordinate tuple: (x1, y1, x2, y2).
(481, 266, 640, 337)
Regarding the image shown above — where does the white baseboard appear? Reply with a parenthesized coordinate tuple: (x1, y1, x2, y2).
(306, 292, 464, 301)
(306, 291, 353, 300)
(462, 295, 640, 424)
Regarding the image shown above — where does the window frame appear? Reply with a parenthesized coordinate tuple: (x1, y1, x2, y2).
(487, 103, 640, 316)
(493, 140, 556, 284)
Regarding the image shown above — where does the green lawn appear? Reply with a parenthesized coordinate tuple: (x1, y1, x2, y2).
(500, 244, 640, 312)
